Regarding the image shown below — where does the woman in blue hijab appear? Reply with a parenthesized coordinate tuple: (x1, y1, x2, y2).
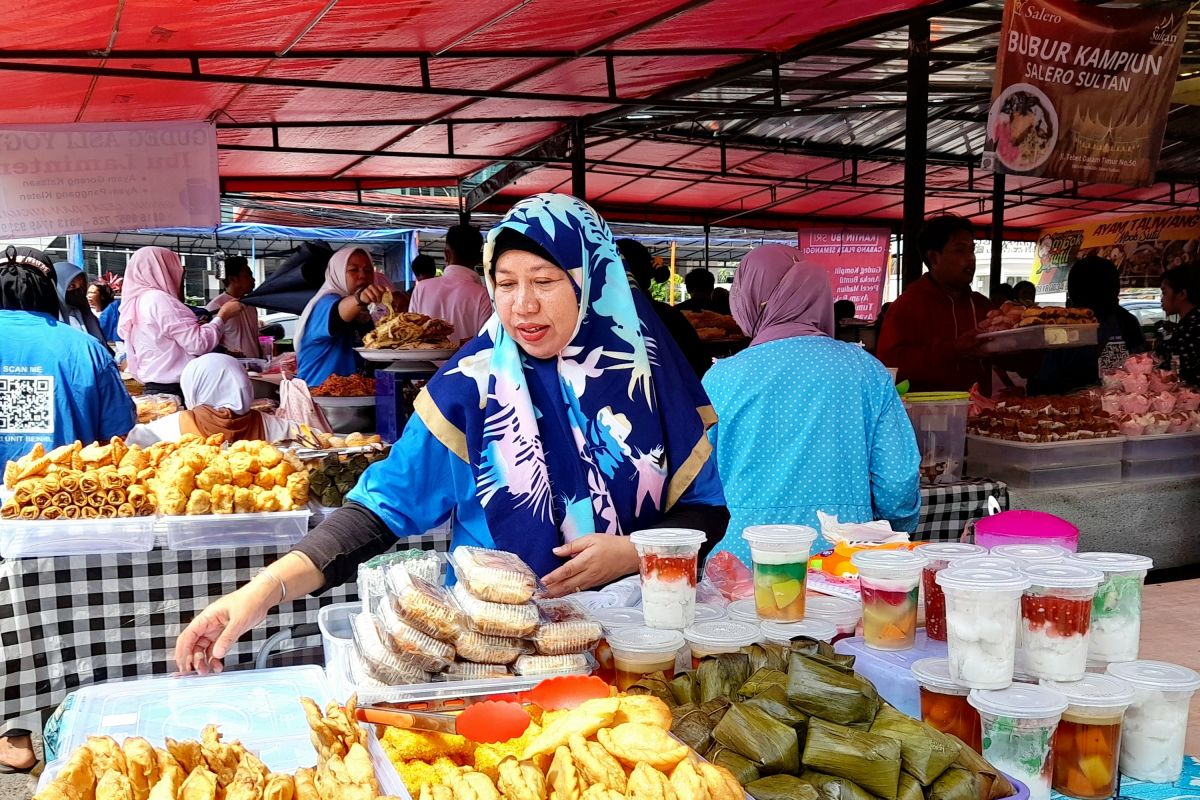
(175, 194, 729, 675)
(53, 261, 110, 351)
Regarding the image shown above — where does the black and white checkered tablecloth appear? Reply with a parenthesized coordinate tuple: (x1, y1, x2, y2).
(914, 479, 1009, 543)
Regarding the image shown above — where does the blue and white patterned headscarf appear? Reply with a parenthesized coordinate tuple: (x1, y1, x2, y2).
(416, 194, 716, 576)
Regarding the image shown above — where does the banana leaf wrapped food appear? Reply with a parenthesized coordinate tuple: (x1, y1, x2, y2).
(926, 766, 981, 800)
(787, 652, 881, 724)
(671, 704, 714, 753)
(745, 685, 809, 737)
(738, 668, 789, 700)
(802, 718, 901, 800)
(699, 696, 732, 726)
(747, 642, 791, 673)
(705, 744, 762, 785)
(869, 704, 961, 785)
(747, 775, 820, 800)
(626, 675, 676, 707)
(802, 769, 877, 800)
(712, 702, 800, 776)
(949, 736, 1015, 800)
(898, 773, 925, 800)
(697, 652, 752, 704)
(669, 672, 699, 706)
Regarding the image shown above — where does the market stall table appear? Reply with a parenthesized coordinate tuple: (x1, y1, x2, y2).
(914, 479, 1008, 542)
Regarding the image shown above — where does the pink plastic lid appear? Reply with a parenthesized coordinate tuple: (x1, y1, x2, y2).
(975, 510, 1079, 540)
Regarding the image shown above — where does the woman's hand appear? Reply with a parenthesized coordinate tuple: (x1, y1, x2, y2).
(542, 535, 640, 597)
(357, 285, 386, 305)
(216, 301, 245, 322)
(174, 578, 276, 676)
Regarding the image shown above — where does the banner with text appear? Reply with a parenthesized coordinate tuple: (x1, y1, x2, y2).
(0, 121, 219, 238)
(983, 0, 1186, 186)
(1031, 210, 1200, 294)
(798, 227, 891, 320)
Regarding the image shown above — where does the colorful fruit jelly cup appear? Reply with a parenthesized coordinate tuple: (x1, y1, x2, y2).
(1041, 674, 1134, 800)
(630, 528, 704, 630)
(937, 566, 1030, 689)
(743, 525, 817, 622)
(969, 684, 1069, 800)
(1065, 552, 1153, 667)
(1017, 564, 1103, 682)
(851, 549, 926, 651)
(606, 626, 684, 691)
(913, 657, 981, 752)
(803, 594, 861, 642)
(917, 542, 986, 642)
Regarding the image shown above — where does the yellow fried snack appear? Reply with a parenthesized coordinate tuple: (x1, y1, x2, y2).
(211, 484, 235, 515)
(292, 769, 319, 800)
(695, 763, 742, 800)
(148, 766, 186, 800)
(626, 763, 676, 800)
(567, 735, 625, 793)
(547, 746, 583, 800)
(496, 758, 547, 800)
(122, 736, 160, 800)
(668, 760, 708, 800)
(301, 697, 349, 762)
(259, 444, 284, 469)
(580, 787, 625, 800)
(39, 746, 94, 800)
(262, 774, 295, 800)
(419, 786, 454, 800)
(447, 770, 503, 800)
(86, 736, 129, 776)
(166, 738, 204, 775)
(97, 772, 135, 800)
(614, 695, 673, 730)
(200, 725, 241, 786)
(179, 767, 219, 800)
(185, 489, 212, 515)
(596, 724, 688, 772)
(522, 697, 619, 759)
(234, 487, 256, 513)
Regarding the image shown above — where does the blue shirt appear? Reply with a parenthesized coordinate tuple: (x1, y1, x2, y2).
(297, 294, 361, 388)
(347, 411, 726, 581)
(99, 299, 122, 343)
(0, 311, 136, 467)
(703, 336, 921, 564)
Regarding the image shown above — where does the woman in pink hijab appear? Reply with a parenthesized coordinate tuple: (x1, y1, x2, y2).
(117, 246, 246, 398)
(702, 244, 921, 565)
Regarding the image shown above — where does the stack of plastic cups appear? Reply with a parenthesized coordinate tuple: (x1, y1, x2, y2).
(990, 543, 1070, 566)
(759, 619, 838, 646)
(851, 550, 926, 651)
(692, 603, 727, 624)
(1065, 552, 1154, 666)
(726, 598, 759, 626)
(605, 627, 685, 691)
(684, 620, 761, 668)
(1106, 660, 1200, 783)
(803, 594, 862, 643)
(968, 684, 1069, 800)
(917, 542, 985, 642)
(1041, 674, 1134, 799)
(912, 657, 982, 752)
(936, 567, 1030, 688)
(629, 528, 705, 630)
(592, 608, 645, 685)
(1017, 563, 1104, 682)
(957, 554, 1021, 572)
(742, 525, 817, 622)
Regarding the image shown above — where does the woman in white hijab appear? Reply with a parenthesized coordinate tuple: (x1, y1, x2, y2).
(126, 354, 294, 446)
(294, 246, 386, 389)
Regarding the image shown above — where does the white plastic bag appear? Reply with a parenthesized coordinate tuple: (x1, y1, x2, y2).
(277, 376, 331, 433)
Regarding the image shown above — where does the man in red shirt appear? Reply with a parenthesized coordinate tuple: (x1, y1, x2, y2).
(878, 214, 993, 392)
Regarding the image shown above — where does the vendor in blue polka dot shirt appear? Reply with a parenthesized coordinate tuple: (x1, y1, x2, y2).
(703, 245, 922, 564)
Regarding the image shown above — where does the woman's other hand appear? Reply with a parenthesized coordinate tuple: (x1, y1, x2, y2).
(542, 534, 639, 597)
(216, 300, 245, 322)
(174, 577, 275, 675)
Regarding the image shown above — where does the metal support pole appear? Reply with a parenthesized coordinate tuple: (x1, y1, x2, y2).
(704, 223, 711, 269)
(901, 18, 930, 289)
(990, 171, 1006, 299)
(571, 120, 586, 201)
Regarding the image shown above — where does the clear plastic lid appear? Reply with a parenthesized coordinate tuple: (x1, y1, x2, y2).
(594, 607, 645, 631)
(511, 653, 594, 677)
(760, 619, 838, 644)
(726, 598, 759, 624)
(448, 546, 538, 605)
(911, 658, 965, 693)
(1066, 551, 1154, 574)
(1106, 660, 1200, 693)
(1040, 674, 1135, 710)
(917, 542, 986, 566)
(684, 620, 761, 651)
(990, 544, 1070, 564)
(803, 594, 862, 625)
(742, 525, 817, 550)
(936, 566, 1031, 592)
(693, 603, 728, 624)
(629, 528, 705, 549)
(969, 684, 1069, 719)
(957, 554, 1021, 572)
(1020, 563, 1105, 590)
(607, 626, 686, 655)
(850, 549, 927, 577)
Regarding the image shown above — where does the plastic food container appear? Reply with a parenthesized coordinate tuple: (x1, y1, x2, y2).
(358, 549, 442, 616)
(1106, 660, 1200, 783)
(969, 684, 1069, 800)
(593, 607, 645, 685)
(531, 598, 603, 656)
(912, 657, 981, 752)
(312, 394, 376, 435)
(162, 509, 311, 550)
(374, 600, 456, 672)
(0, 516, 157, 558)
(442, 662, 510, 681)
(833, 632, 942, 719)
(629, 528, 705, 630)
(512, 653, 594, 677)
(742, 524, 817, 622)
(851, 550, 926, 651)
(905, 392, 970, 485)
(803, 594, 862, 642)
(693, 603, 727, 624)
(607, 626, 685, 691)
(1122, 431, 1200, 462)
(451, 583, 539, 638)
(1040, 675, 1134, 799)
(972, 507, 1082, 552)
(1065, 552, 1153, 665)
(937, 567, 1030, 689)
(990, 544, 1070, 566)
(760, 619, 838, 646)
(1016, 564, 1103, 682)
(384, 567, 463, 640)
(957, 554, 1021, 572)
(975, 323, 1099, 354)
(1122, 457, 1200, 481)
(684, 619, 761, 668)
(726, 598, 759, 625)
(448, 546, 538, 604)
(350, 612, 433, 686)
(917, 542, 986, 642)
(967, 436, 1123, 471)
(454, 630, 533, 665)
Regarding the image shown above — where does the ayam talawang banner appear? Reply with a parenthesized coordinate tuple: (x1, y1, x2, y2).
(797, 227, 891, 320)
(983, 0, 1187, 186)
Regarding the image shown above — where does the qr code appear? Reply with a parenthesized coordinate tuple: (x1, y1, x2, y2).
(0, 375, 55, 434)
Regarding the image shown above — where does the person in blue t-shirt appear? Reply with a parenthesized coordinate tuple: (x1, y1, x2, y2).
(88, 281, 122, 343)
(294, 246, 386, 388)
(0, 246, 136, 471)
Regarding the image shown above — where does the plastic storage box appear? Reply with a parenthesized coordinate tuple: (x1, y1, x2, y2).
(976, 323, 1098, 354)
(906, 393, 970, 485)
(0, 516, 157, 558)
(163, 509, 311, 550)
(966, 435, 1124, 468)
(833, 632, 948, 718)
(1121, 458, 1200, 482)
(965, 461, 1122, 489)
(1122, 431, 1200, 462)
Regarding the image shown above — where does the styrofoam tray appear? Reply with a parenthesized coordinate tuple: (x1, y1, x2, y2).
(356, 347, 455, 363)
(976, 323, 1098, 353)
(0, 516, 157, 558)
(161, 509, 310, 550)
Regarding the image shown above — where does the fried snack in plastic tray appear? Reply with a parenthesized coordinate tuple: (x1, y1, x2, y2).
(512, 653, 594, 677)
(451, 583, 540, 638)
(453, 629, 534, 665)
(384, 566, 464, 641)
(374, 600, 456, 672)
(440, 661, 511, 681)
(448, 545, 538, 604)
(350, 612, 433, 686)
(532, 598, 604, 656)
(358, 549, 441, 614)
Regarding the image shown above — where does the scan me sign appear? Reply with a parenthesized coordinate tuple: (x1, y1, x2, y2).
(0, 121, 219, 237)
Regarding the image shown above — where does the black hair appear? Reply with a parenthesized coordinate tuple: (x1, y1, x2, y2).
(685, 268, 715, 294)
(1067, 255, 1121, 314)
(411, 254, 437, 279)
(90, 280, 116, 308)
(992, 284, 1015, 303)
(833, 299, 856, 321)
(1162, 263, 1200, 305)
(1013, 280, 1036, 297)
(616, 239, 654, 291)
(446, 224, 484, 266)
(918, 214, 975, 268)
(0, 245, 59, 315)
(222, 255, 251, 287)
